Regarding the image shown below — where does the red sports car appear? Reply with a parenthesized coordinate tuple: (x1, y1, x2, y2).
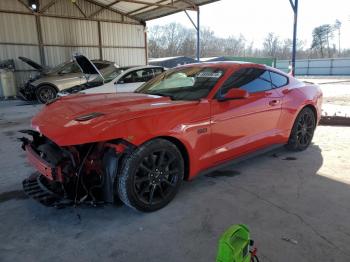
(20, 59, 322, 212)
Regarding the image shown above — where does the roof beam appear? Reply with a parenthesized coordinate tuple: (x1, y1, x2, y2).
(135, 0, 196, 19)
(118, 0, 179, 10)
(39, 0, 60, 13)
(179, 0, 197, 9)
(74, 1, 87, 17)
(84, 0, 140, 21)
(127, 0, 168, 15)
(17, 0, 34, 13)
(88, 0, 120, 18)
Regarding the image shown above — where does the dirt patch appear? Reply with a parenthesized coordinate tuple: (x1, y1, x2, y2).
(320, 116, 350, 126)
(0, 121, 19, 128)
(282, 157, 298, 161)
(3, 130, 15, 137)
(0, 190, 28, 203)
(205, 170, 241, 178)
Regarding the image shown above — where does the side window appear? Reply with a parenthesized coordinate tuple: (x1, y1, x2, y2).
(142, 69, 155, 82)
(120, 69, 149, 84)
(70, 63, 81, 73)
(220, 68, 272, 95)
(153, 68, 164, 76)
(59, 64, 73, 74)
(120, 71, 136, 83)
(270, 71, 288, 88)
(60, 63, 81, 74)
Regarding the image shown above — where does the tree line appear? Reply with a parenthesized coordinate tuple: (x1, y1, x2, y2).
(148, 20, 349, 60)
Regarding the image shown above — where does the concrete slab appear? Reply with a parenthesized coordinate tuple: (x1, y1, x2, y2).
(0, 102, 350, 262)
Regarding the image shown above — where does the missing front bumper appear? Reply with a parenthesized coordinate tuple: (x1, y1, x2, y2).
(22, 173, 72, 208)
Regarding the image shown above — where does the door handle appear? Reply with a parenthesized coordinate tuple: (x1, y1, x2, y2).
(282, 88, 292, 94)
(269, 100, 280, 106)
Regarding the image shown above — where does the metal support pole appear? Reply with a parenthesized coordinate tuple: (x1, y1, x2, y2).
(97, 21, 103, 60)
(196, 7, 200, 62)
(290, 0, 298, 76)
(35, 15, 45, 66)
(184, 8, 200, 62)
(144, 26, 148, 65)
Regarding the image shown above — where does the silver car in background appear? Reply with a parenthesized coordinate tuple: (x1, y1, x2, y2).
(19, 57, 116, 103)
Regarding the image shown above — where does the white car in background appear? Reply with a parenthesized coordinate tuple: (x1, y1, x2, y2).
(58, 55, 165, 96)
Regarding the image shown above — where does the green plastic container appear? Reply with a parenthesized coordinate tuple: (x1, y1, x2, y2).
(216, 224, 251, 262)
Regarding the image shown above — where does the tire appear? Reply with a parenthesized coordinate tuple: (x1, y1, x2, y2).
(117, 139, 184, 212)
(286, 107, 316, 151)
(36, 85, 57, 104)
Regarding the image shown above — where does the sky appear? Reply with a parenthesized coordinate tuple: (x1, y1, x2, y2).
(147, 0, 350, 50)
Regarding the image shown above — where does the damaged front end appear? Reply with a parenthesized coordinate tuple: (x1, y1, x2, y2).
(19, 130, 133, 207)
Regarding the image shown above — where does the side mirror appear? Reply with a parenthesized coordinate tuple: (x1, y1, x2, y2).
(219, 88, 249, 101)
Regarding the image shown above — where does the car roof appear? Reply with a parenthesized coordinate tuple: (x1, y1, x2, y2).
(125, 65, 164, 69)
(91, 60, 114, 64)
(176, 61, 289, 75)
(183, 61, 264, 68)
(120, 65, 164, 72)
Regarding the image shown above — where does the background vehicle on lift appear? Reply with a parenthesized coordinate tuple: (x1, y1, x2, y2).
(20, 61, 322, 212)
(18, 56, 116, 103)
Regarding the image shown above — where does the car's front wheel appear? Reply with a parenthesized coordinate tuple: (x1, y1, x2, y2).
(36, 85, 57, 104)
(286, 107, 316, 151)
(117, 139, 184, 212)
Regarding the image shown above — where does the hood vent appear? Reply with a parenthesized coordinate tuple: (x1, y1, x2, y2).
(75, 112, 105, 122)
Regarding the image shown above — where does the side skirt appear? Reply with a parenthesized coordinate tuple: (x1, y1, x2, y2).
(197, 144, 284, 177)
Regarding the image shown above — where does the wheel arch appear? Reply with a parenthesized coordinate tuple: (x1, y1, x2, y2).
(155, 136, 191, 181)
(302, 104, 318, 122)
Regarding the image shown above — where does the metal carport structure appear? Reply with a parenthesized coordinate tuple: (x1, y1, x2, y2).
(0, 0, 218, 87)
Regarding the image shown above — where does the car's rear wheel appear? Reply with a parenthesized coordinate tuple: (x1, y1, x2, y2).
(36, 85, 57, 104)
(117, 139, 184, 212)
(286, 107, 316, 151)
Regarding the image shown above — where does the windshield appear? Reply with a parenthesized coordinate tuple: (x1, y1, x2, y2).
(47, 61, 72, 74)
(135, 66, 225, 100)
(84, 67, 124, 86)
(103, 67, 124, 82)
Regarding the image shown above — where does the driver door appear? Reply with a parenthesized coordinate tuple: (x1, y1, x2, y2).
(210, 67, 282, 164)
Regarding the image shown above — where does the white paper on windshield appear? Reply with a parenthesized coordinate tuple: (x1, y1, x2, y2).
(196, 72, 222, 78)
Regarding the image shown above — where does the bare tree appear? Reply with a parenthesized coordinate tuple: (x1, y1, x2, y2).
(263, 33, 280, 57)
(224, 35, 246, 56)
(148, 22, 350, 61)
(334, 19, 342, 54)
(311, 24, 334, 58)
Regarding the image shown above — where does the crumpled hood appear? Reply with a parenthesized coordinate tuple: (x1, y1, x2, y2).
(32, 93, 197, 146)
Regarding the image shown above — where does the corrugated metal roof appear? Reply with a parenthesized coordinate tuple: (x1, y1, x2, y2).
(5, 0, 219, 23)
(91, 0, 220, 21)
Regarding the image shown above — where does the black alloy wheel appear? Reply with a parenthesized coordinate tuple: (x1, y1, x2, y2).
(118, 139, 184, 212)
(286, 107, 316, 151)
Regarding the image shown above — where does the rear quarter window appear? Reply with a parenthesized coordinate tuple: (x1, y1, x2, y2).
(270, 71, 289, 88)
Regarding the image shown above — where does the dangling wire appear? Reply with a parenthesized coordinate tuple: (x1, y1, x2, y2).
(73, 144, 94, 205)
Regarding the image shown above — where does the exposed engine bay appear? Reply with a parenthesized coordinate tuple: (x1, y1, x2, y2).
(19, 130, 133, 207)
